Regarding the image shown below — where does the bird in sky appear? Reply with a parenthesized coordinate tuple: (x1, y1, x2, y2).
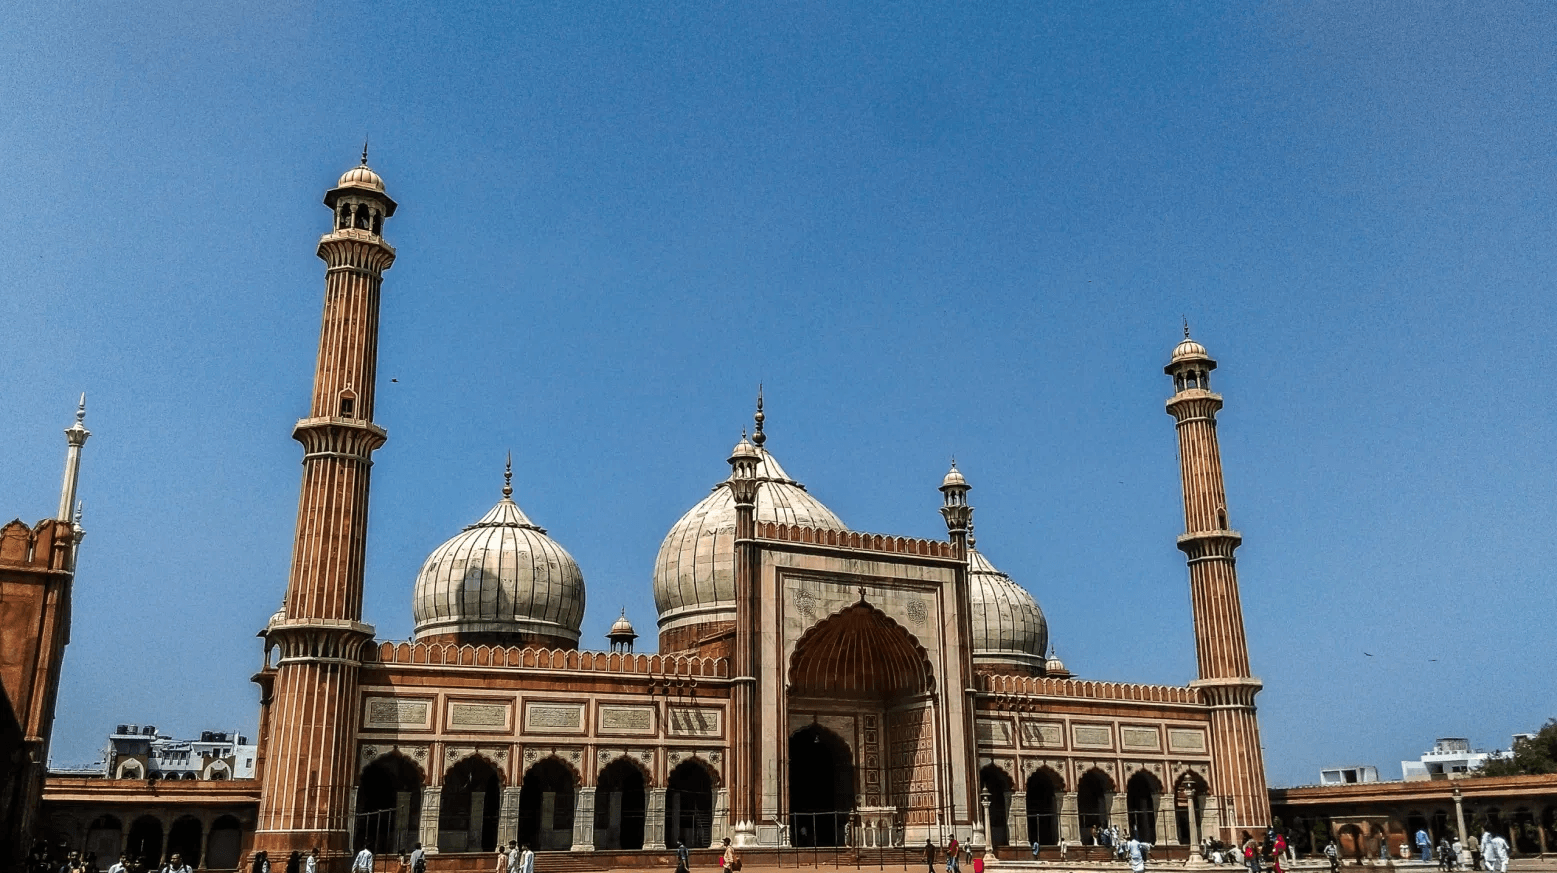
(1364, 652, 1373, 657)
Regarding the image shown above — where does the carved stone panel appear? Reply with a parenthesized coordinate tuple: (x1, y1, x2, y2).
(1120, 726, 1161, 751)
(598, 705, 656, 735)
(449, 701, 511, 730)
(524, 701, 585, 734)
(976, 717, 1014, 748)
(1072, 723, 1113, 749)
(1021, 720, 1065, 749)
(668, 706, 722, 737)
(1168, 728, 1208, 753)
(364, 697, 432, 730)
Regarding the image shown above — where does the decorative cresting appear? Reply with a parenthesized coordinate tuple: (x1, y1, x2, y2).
(653, 407, 848, 645)
(966, 544, 1049, 674)
(788, 602, 934, 698)
(411, 457, 585, 647)
(1164, 327, 1270, 840)
(255, 156, 397, 862)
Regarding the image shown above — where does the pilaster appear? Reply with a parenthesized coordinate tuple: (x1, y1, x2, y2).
(498, 787, 522, 848)
(645, 788, 668, 850)
(419, 787, 441, 852)
(571, 787, 596, 851)
(1007, 791, 1028, 846)
(1059, 793, 1078, 844)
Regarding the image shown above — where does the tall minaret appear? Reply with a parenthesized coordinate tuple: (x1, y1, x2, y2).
(57, 394, 88, 522)
(1164, 327, 1270, 840)
(727, 420, 760, 847)
(254, 153, 396, 860)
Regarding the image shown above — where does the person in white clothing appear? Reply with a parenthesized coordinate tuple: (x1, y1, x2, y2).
(519, 845, 535, 873)
(1126, 835, 1152, 873)
(506, 841, 521, 873)
(353, 846, 374, 873)
(107, 854, 128, 873)
(304, 849, 319, 873)
(162, 854, 193, 873)
(1483, 835, 1509, 873)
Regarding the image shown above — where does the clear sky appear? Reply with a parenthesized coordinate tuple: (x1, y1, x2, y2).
(2, 2, 1553, 788)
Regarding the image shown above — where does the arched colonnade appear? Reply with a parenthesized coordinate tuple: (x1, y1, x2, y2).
(977, 764, 1215, 850)
(353, 749, 723, 856)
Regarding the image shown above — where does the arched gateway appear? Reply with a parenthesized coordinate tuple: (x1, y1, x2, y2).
(786, 602, 935, 847)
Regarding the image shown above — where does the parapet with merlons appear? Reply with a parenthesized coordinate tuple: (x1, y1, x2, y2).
(980, 672, 1203, 706)
(0, 518, 76, 573)
(755, 521, 959, 560)
(364, 641, 728, 679)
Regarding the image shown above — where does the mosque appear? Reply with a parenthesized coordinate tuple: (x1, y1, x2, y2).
(23, 156, 1278, 869)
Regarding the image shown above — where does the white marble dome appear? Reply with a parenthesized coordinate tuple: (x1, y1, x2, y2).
(653, 447, 846, 637)
(412, 487, 585, 646)
(337, 164, 386, 192)
(1171, 334, 1210, 363)
(967, 545, 1049, 673)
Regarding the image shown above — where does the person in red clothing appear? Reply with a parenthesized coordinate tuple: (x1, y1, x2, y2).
(1273, 834, 1288, 873)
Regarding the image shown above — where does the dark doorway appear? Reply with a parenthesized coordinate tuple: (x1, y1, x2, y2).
(126, 816, 163, 868)
(980, 766, 1012, 847)
(788, 725, 853, 847)
(356, 754, 424, 855)
(665, 761, 714, 850)
(519, 758, 577, 850)
(440, 756, 502, 853)
(207, 816, 243, 870)
(1077, 769, 1112, 845)
(596, 759, 647, 850)
(1126, 771, 1160, 842)
(1026, 769, 1060, 845)
(167, 816, 203, 868)
(85, 815, 123, 864)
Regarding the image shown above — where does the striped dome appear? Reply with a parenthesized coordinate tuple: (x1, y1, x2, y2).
(967, 546, 1048, 672)
(412, 492, 585, 646)
(653, 448, 846, 635)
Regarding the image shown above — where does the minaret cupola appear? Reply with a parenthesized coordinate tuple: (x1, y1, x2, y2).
(324, 146, 397, 238)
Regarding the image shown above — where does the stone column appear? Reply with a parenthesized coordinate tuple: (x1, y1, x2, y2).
(572, 787, 596, 851)
(497, 787, 522, 849)
(1154, 794, 1176, 844)
(1187, 792, 1204, 861)
(1007, 792, 1028, 846)
(1201, 797, 1222, 847)
(979, 790, 994, 859)
(645, 788, 668, 850)
(346, 788, 359, 852)
(1059, 792, 1079, 844)
(1108, 792, 1128, 834)
(711, 788, 730, 846)
(469, 793, 486, 849)
(419, 788, 442, 853)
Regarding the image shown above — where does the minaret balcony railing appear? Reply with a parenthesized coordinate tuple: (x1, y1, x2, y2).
(1176, 529, 1242, 559)
(292, 417, 388, 462)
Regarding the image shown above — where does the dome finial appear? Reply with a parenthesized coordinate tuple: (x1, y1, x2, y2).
(1183, 315, 1190, 339)
(502, 451, 513, 499)
(361, 136, 370, 166)
(752, 384, 766, 448)
(967, 520, 976, 549)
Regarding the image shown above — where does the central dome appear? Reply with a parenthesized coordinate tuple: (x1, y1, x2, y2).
(412, 474, 585, 648)
(653, 446, 846, 651)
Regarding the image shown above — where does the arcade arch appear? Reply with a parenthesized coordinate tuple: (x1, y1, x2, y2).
(519, 757, 578, 851)
(1025, 768, 1062, 845)
(1076, 769, 1113, 844)
(980, 765, 1013, 847)
(126, 816, 163, 867)
(356, 753, 424, 854)
(665, 760, 715, 849)
(595, 758, 648, 850)
(439, 755, 502, 853)
(1125, 770, 1161, 842)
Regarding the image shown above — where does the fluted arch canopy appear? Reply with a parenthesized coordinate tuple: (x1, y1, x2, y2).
(967, 546, 1049, 673)
(653, 448, 846, 637)
(412, 490, 585, 647)
(789, 603, 933, 699)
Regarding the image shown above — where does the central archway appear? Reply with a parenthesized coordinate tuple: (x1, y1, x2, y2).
(789, 725, 853, 846)
(787, 601, 936, 847)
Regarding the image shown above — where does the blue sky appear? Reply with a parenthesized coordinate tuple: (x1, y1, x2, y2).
(2, 2, 1553, 787)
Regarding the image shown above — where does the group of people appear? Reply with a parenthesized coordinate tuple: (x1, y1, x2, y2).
(1201, 827, 1298, 872)
(1312, 828, 1512, 872)
(248, 848, 321, 873)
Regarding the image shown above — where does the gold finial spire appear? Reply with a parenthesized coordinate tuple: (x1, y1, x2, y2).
(361, 137, 370, 166)
(752, 384, 766, 448)
(502, 451, 513, 499)
(1183, 316, 1191, 339)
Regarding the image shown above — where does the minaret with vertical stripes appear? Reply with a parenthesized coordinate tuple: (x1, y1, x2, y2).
(253, 154, 396, 860)
(1164, 327, 1271, 841)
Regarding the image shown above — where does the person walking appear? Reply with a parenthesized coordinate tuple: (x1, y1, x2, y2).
(305, 849, 320, 873)
(1323, 840, 1339, 873)
(1273, 833, 1287, 873)
(679, 841, 692, 873)
(1031, 838, 1041, 861)
(352, 844, 374, 873)
(923, 839, 936, 873)
(719, 838, 737, 873)
(161, 854, 192, 873)
(1416, 830, 1432, 863)
(1243, 838, 1261, 873)
(519, 845, 535, 873)
(1482, 835, 1508, 873)
(946, 837, 959, 873)
(1480, 831, 1493, 871)
(253, 851, 271, 873)
(1465, 834, 1480, 872)
(1127, 833, 1151, 873)
(287, 851, 302, 873)
(107, 855, 128, 873)
(493, 846, 507, 873)
(409, 845, 425, 873)
(506, 841, 521, 873)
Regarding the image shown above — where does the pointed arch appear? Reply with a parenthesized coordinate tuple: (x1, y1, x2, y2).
(597, 752, 654, 789)
(789, 601, 933, 698)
